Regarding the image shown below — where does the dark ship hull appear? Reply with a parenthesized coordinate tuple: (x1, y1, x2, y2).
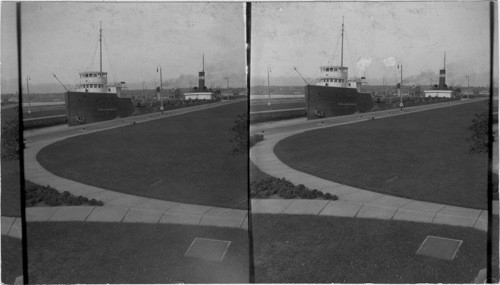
(65, 91, 135, 126)
(305, 85, 374, 120)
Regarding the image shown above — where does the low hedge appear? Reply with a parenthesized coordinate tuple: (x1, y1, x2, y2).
(25, 181, 104, 207)
(250, 177, 338, 200)
(250, 134, 264, 147)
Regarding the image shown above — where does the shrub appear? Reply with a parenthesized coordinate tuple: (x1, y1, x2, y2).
(25, 181, 104, 207)
(89, 199, 104, 206)
(468, 111, 489, 154)
(250, 177, 338, 200)
(250, 134, 264, 147)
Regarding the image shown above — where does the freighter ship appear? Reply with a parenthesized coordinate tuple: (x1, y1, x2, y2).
(65, 23, 134, 126)
(305, 17, 374, 120)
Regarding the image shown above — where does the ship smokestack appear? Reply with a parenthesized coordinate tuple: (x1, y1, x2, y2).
(438, 52, 446, 89)
(198, 54, 205, 91)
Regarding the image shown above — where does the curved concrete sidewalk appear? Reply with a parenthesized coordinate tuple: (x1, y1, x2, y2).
(250, 99, 495, 231)
(23, 100, 248, 231)
(2, 216, 22, 239)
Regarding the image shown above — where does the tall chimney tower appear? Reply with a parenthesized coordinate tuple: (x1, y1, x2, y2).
(438, 52, 446, 90)
(198, 54, 205, 91)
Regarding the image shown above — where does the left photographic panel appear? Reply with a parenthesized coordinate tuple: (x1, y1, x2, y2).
(21, 2, 249, 283)
(1, 2, 24, 284)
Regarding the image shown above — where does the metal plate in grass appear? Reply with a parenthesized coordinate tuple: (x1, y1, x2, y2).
(185, 238, 231, 262)
(416, 236, 463, 260)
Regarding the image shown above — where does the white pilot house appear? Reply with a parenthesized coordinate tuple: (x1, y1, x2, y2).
(76, 71, 124, 97)
(315, 65, 366, 93)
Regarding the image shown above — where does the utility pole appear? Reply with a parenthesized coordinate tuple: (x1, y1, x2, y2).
(267, 68, 271, 108)
(397, 62, 403, 110)
(383, 76, 386, 96)
(157, 65, 163, 113)
(466, 75, 470, 99)
(26, 76, 31, 114)
(99, 22, 102, 78)
(224, 76, 229, 100)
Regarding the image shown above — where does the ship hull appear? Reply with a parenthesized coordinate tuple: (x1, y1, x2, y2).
(65, 92, 135, 126)
(305, 85, 374, 120)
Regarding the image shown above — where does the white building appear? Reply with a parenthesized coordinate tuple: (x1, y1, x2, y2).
(424, 90, 453, 98)
(183, 92, 213, 100)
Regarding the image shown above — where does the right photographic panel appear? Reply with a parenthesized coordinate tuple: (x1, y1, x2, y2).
(249, 1, 498, 283)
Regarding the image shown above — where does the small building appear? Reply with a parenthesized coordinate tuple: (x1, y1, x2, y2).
(183, 92, 213, 100)
(479, 90, 490, 96)
(424, 90, 453, 98)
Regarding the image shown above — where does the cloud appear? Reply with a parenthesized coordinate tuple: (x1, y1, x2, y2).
(383, 57, 396, 67)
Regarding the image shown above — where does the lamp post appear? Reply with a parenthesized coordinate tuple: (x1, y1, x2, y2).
(267, 68, 271, 108)
(466, 75, 470, 100)
(224, 76, 229, 101)
(397, 62, 403, 110)
(26, 76, 32, 114)
(157, 65, 164, 113)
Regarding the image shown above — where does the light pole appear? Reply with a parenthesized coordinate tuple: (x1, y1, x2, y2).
(397, 62, 403, 110)
(224, 76, 229, 101)
(466, 75, 470, 99)
(26, 76, 32, 114)
(157, 65, 164, 113)
(267, 68, 271, 108)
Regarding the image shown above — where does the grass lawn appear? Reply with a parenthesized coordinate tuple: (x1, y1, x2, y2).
(37, 101, 248, 209)
(27, 222, 249, 283)
(250, 161, 273, 183)
(252, 214, 487, 283)
(1, 160, 22, 217)
(1, 236, 23, 284)
(275, 101, 488, 209)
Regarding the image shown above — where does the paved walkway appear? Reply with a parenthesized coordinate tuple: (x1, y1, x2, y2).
(250, 99, 496, 231)
(2, 216, 22, 239)
(17, 100, 248, 236)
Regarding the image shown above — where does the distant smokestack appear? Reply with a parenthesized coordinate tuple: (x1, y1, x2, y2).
(198, 54, 205, 91)
(439, 52, 446, 89)
(439, 69, 446, 89)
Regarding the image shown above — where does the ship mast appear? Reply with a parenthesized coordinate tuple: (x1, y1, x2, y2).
(99, 22, 102, 77)
(340, 16, 344, 67)
(443, 51, 446, 70)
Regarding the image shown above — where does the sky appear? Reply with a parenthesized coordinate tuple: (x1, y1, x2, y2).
(251, 1, 494, 87)
(1, 1, 496, 93)
(1, 2, 19, 94)
(2, 2, 246, 93)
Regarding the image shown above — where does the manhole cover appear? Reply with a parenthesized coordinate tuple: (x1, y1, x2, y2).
(416, 236, 463, 260)
(185, 238, 231, 262)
